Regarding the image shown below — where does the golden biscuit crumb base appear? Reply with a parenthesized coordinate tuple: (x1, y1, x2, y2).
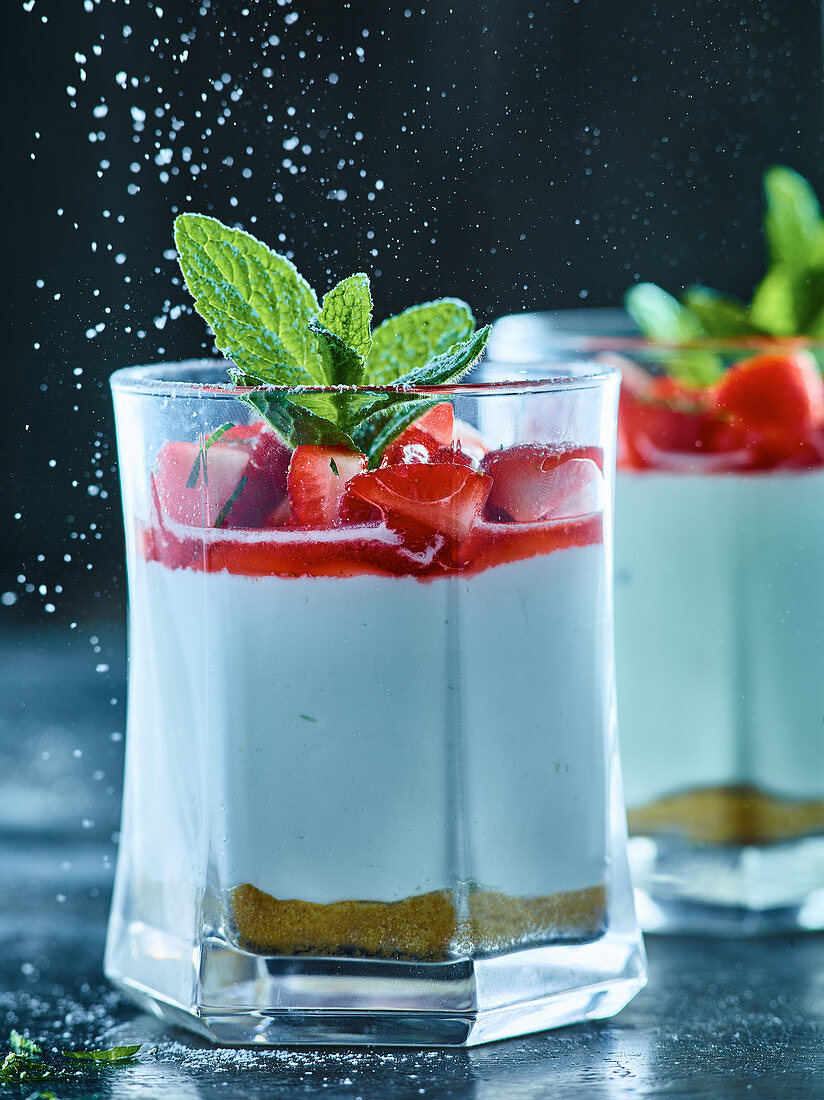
(230, 883, 606, 960)
(628, 785, 824, 845)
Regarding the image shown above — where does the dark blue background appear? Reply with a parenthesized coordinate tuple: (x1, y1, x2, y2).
(4, 0, 823, 625)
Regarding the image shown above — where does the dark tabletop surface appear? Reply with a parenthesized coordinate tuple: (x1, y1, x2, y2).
(2, 625, 824, 1099)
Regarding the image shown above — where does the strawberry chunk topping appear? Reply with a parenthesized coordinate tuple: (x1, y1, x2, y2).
(155, 427, 289, 528)
(481, 445, 604, 521)
(618, 352, 824, 472)
(347, 463, 492, 542)
(287, 445, 368, 527)
(710, 352, 824, 442)
(148, 411, 603, 578)
(413, 402, 455, 445)
(226, 429, 291, 527)
(380, 403, 456, 467)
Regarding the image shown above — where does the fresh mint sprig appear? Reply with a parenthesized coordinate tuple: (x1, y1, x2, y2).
(625, 166, 824, 384)
(174, 213, 489, 464)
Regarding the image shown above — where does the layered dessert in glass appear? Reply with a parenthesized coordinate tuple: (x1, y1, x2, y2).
(103, 216, 644, 1045)
(488, 302, 824, 933)
(615, 343, 824, 928)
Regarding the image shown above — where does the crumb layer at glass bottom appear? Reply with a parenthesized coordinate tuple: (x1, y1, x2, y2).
(615, 467, 824, 930)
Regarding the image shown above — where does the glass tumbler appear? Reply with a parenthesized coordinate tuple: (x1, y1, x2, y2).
(489, 310, 824, 935)
(105, 359, 644, 1045)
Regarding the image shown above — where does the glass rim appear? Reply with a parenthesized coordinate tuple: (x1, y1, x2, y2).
(510, 334, 824, 354)
(109, 357, 619, 397)
(489, 308, 824, 356)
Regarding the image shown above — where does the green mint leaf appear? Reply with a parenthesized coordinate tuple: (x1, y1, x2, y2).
(353, 323, 490, 443)
(244, 390, 357, 449)
(10, 1031, 41, 1057)
(318, 272, 372, 361)
(354, 326, 490, 464)
(174, 214, 323, 386)
(359, 400, 434, 467)
(625, 283, 723, 386)
(0, 1052, 53, 1082)
(64, 1046, 141, 1063)
(309, 320, 366, 386)
(176, 214, 488, 455)
(330, 457, 339, 477)
(228, 367, 348, 430)
(365, 299, 475, 384)
(763, 166, 823, 268)
(392, 324, 490, 388)
(749, 265, 800, 336)
(625, 283, 704, 343)
(680, 287, 758, 336)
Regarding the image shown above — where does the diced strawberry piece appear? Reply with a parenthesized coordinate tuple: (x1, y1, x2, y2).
(616, 375, 752, 470)
(433, 445, 474, 468)
(226, 429, 290, 527)
(220, 422, 264, 442)
(154, 426, 289, 529)
(346, 463, 492, 542)
(414, 402, 454, 445)
(381, 426, 442, 467)
(481, 445, 604, 522)
(710, 352, 824, 441)
(155, 441, 251, 527)
(380, 403, 456, 467)
(287, 445, 367, 527)
(452, 418, 489, 462)
(619, 354, 824, 472)
(260, 497, 292, 528)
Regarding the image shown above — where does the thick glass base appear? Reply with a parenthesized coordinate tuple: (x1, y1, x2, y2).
(630, 834, 824, 935)
(105, 922, 645, 1047)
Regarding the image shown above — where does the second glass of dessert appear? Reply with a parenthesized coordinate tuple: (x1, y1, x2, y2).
(488, 308, 824, 933)
(490, 168, 824, 934)
(103, 215, 644, 1045)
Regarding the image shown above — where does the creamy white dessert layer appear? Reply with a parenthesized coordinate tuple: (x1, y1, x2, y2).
(125, 545, 609, 905)
(615, 468, 824, 809)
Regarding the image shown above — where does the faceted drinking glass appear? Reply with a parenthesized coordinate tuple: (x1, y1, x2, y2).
(488, 310, 824, 934)
(105, 359, 644, 1045)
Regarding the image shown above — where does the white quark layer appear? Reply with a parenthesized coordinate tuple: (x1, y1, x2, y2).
(124, 545, 609, 905)
(615, 469, 824, 810)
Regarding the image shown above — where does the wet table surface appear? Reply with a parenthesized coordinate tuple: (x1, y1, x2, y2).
(3, 625, 824, 1098)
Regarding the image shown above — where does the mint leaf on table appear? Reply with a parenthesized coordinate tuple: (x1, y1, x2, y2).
(10, 1031, 41, 1057)
(0, 1052, 52, 1083)
(0, 1032, 143, 1085)
(64, 1046, 141, 1063)
(174, 214, 489, 456)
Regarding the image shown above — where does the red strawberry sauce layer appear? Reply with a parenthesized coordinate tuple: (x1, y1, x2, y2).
(618, 351, 824, 473)
(142, 405, 604, 581)
(140, 514, 602, 581)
